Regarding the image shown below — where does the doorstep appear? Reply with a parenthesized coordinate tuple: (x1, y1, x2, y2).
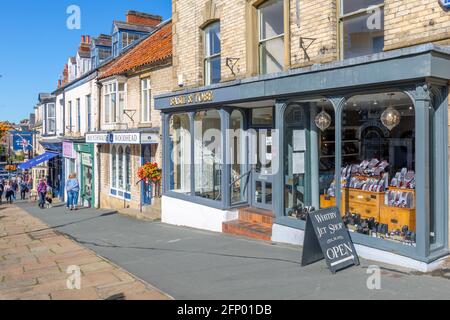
(223, 207, 274, 241)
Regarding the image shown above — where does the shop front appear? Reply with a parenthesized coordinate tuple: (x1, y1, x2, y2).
(74, 143, 95, 208)
(154, 45, 450, 270)
(86, 130, 159, 211)
(39, 140, 64, 198)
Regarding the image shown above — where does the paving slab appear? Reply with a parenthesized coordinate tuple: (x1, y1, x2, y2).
(0, 203, 171, 300)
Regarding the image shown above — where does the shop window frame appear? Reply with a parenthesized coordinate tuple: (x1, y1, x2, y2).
(273, 84, 448, 262)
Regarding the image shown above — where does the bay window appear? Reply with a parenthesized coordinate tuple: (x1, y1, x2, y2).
(204, 22, 221, 85)
(169, 114, 191, 194)
(104, 81, 125, 124)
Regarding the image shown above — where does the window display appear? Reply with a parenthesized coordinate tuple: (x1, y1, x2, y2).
(169, 113, 191, 194)
(194, 110, 222, 201)
(320, 92, 416, 245)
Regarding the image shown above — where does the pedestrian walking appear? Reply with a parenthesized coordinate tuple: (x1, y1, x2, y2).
(4, 182, 13, 205)
(20, 181, 29, 200)
(66, 173, 80, 212)
(37, 179, 47, 209)
(11, 180, 18, 201)
(0, 180, 4, 205)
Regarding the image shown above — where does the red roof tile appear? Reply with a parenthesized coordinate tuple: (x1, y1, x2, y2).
(99, 22, 172, 79)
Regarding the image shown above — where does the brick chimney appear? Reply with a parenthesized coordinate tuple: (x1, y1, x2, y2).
(126, 10, 162, 27)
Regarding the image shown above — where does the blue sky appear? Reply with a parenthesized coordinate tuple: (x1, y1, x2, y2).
(0, 0, 172, 123)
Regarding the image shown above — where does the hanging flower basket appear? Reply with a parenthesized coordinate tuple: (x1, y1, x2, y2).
(137, 162, 162, 184)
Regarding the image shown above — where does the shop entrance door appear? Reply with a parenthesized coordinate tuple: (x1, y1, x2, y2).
(250, 128, 274, 211)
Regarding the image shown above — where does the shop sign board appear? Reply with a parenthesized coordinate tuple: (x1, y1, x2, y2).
(141, 133, 159, 144)
(113, 133, 140, 144)
(62, 141, 76, 159)
(86, 133, 111, 144)
(301, 207, 359, 274)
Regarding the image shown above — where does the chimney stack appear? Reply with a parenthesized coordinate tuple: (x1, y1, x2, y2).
(126, 11, 162, 27)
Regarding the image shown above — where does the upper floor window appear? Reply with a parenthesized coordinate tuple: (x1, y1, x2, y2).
(258, 0, 284, 75)
(112, 33, 119, 57)
(68, 101, 73, 133)
(46, 103, 56, 134)
(86, 95, 92, 132)
(339, 0, 385, 59)
(104, 81, 125, 124)
(76, 98, 81, 133)
(141, 78, 151, 123)
(122, 32, 142, 49)
(204, 22, 221, 85)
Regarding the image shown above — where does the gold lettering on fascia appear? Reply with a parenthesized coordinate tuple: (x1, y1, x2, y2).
(169, 91, 214, 106)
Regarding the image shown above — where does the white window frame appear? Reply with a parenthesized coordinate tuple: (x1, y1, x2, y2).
(110, 145, 132, 200)
(103, 80, 126, 124)
(76, 98, 81, 133)
(204, 22, 221, 86)
(86, 95, 92, 132)
(46, 103, 56, 134)
(141, 78, 151, 123)
(257, 0, 285, 75)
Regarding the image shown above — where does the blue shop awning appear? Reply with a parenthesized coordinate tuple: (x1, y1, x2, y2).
(18, 152, 59, 171)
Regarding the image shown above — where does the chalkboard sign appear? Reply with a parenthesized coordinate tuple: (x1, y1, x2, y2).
(301, 207, 359, 274)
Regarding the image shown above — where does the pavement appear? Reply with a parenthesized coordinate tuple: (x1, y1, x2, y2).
(0, 203, 171, 300)
(3, 201, 450, 300)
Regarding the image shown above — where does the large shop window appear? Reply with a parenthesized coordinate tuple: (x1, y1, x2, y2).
(194, 110, 222, 201)
(319, 92, 416, 246)
(230, 110, 246, 204)
(258, 0, 284, 74)
(110, 145, 132, 199)
(169, 114, 191, 194)
(204, 22, 221, 85)
(284, 100, 335, 219)
(104, 81, 125, 124)
(340, 0, 384, 59)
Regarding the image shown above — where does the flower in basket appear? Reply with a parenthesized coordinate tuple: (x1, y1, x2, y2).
(138, 162, 162, 184)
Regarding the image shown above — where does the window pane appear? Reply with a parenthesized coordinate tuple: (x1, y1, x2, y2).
(342, 0, 383, 15)
(230, 111, 246, 204)
(338, 92, 416, 245)
(252, 107, 273, 126)
(206, 56, 221, 85)
(169, 114, 191, 193)
(205, 23, 221, 57)
(111, 93, 117, 122)
(194, 110, 222, 201)
(126, 147, 131, 192)
(118, 147, 124, 189)
(118, 92, 125, 122)
(260, 36, 284, 74)
(259, 0, 284, 40)
(112, 147, 117, 188)
(342, 8, 384, 59)
(104, 95, 110, 123)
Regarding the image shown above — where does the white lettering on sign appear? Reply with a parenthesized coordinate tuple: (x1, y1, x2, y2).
(326, 243, 354, 261)
(86, 134, 109, 144)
